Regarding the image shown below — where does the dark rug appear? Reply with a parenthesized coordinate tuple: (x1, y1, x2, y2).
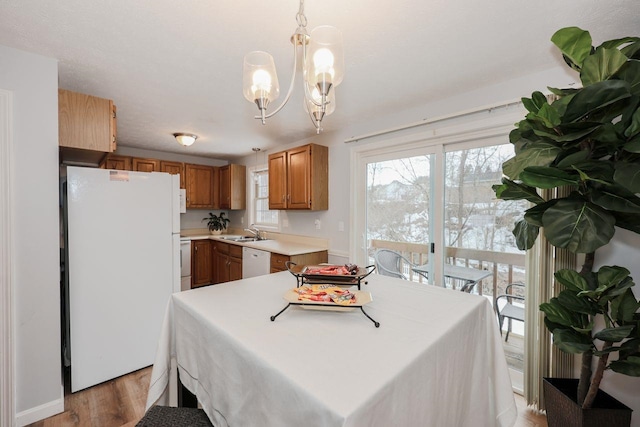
(136, 405, 213, 427)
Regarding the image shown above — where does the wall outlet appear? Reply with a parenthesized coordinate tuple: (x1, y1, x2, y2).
(283, 219, 289, 228)
(338, 221, 344, 232)
(241, 216, 244, 224)
(314, 219, 321, 230)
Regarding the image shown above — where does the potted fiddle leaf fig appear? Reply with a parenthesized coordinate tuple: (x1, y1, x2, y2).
(203, 212, 230, 234)
(493, 27, 640, 425)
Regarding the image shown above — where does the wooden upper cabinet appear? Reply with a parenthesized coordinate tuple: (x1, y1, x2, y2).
(185, 163, 218, 209)
(219, 164, 246, 210)
(132, 157, 160, 173)
(59, 89, 117, 152)
(268, 143, 328, 210)
(102, 154, 131, 170)
(160, 161, 185, 189)
(268, 152, 287, 210)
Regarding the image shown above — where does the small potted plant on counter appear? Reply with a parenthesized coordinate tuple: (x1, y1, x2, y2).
(203, 212, 230, 235)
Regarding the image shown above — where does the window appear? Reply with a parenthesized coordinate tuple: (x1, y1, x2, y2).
(249, 167, 279, 231)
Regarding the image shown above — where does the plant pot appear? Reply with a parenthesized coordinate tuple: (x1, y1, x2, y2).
(543, 378, 632, 427)
(209, 229, 222, 235)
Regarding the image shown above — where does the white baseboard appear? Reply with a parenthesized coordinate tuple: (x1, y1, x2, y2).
(16, 394, 64, 427)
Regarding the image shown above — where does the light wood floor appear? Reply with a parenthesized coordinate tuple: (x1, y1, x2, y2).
(27, 367, 548, 427)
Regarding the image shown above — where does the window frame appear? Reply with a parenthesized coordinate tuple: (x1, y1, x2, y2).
(247, 164, 280, 232)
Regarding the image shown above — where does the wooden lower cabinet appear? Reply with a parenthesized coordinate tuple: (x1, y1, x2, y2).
(212, 241, 243, 284)
(191, 240, 212, 288)
(270, 251, 328, 273)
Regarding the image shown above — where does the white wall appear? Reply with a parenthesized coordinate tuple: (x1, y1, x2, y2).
(0, 45, 63, 424)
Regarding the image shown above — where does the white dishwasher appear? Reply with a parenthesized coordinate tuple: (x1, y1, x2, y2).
(242, 247, 271, 278)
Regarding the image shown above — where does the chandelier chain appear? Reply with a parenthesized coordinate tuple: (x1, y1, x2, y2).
(296, 0, 307, 28)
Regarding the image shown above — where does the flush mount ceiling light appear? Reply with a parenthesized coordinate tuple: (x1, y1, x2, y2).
(173, 133, 198, 147)
(242, 0, 344, 134)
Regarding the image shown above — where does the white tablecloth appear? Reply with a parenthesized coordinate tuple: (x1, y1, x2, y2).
(146, 272, 517, 427)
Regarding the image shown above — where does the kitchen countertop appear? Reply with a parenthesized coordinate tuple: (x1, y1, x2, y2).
(179, 230, 328, 257)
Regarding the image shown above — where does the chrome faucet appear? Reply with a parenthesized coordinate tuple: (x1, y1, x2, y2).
(244, 225, 263, 240)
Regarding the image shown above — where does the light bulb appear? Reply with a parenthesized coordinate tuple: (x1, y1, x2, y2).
(313, 48, 335, 81)
(251, 69, 272, 99)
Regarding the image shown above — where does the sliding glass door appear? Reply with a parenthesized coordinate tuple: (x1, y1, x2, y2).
(365, 153, 436, 283)
(351, 133, 527, 392)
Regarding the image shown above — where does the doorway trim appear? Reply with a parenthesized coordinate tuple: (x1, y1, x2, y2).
(1, 88, 15, 427)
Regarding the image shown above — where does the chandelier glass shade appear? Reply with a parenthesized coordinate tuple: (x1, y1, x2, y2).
(242, 0, 344, 134)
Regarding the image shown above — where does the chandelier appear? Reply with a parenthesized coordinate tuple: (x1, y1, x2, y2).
(242, 0, 344, 134)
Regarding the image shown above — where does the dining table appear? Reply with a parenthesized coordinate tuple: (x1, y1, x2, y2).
(412, 263, 493, 293)
(145, 271, 517, 427)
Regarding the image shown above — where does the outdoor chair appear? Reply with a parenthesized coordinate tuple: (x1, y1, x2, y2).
(495, 283, 525, 342)
(374, 249, 415, 280)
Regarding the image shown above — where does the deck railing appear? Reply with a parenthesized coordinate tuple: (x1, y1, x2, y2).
(369, 239, 526, 300)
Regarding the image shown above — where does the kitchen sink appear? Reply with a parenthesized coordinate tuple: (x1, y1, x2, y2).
(219, 236, 269, 242)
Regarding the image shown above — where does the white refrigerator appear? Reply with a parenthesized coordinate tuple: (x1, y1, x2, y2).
(65, 166, 180, 392)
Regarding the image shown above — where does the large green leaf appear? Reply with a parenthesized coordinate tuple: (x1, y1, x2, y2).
(581, 47, 628, 86)
(623, 105, 640, 138)
(542, 198, 616, 253)
(563, 80, 631, 123)
(520, 166, 579, 189)
(617, 60, 640, 96)
(524, 199, 558, 226)
(522, 91, 548, 113)
(599, 37, 640, 51)
(594, 325, 635, 342)
(533, 122, 599, 143)
(570, 160, 615, 182)
(529, 103, 561, 128)
(551, 27, 592, 69)
(613, 161, 640, 193)
(611, 289, 640, 322)
(492, 178, 546, 204)
(555, 269, 589, 292)
(557, 289, 598, 315)
(624, 134, 640, 153)
(590, 187, 640, 213)
(502, 142, 561, 179)
(610, 356, 640, 376)
(552, 328, 593, 354)
(621, 40, 640, 59)
(513, 219, 539, 250)
(612, 211, 640, 234)
(556, 150, 590, 168)
(540, 298, 579, 327)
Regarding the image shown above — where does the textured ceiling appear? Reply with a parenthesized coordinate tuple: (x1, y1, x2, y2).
(1, 0, 639, 160)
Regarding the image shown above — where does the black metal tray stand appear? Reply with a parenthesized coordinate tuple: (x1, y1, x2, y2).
(269, 263, 380, 327)
(284, 262, 376, 290)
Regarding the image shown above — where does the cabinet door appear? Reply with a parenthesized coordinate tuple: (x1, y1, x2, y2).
(160, 161, 185, 188)
(58, 89, 115, 152)
(229, 256, 243, 281)
(132, 158, 160, 172)
(219, 165, 230, 209)
(287, 145, 312, 209)
(110, 104, 117, 151)
(192, 240, 212, 287)
(212, 241, 229, 284)
(270, 253, 290, 273)
(103, 155, 131, 171)
(186, 164, 215, 208)
(268, 152, 287, 209)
